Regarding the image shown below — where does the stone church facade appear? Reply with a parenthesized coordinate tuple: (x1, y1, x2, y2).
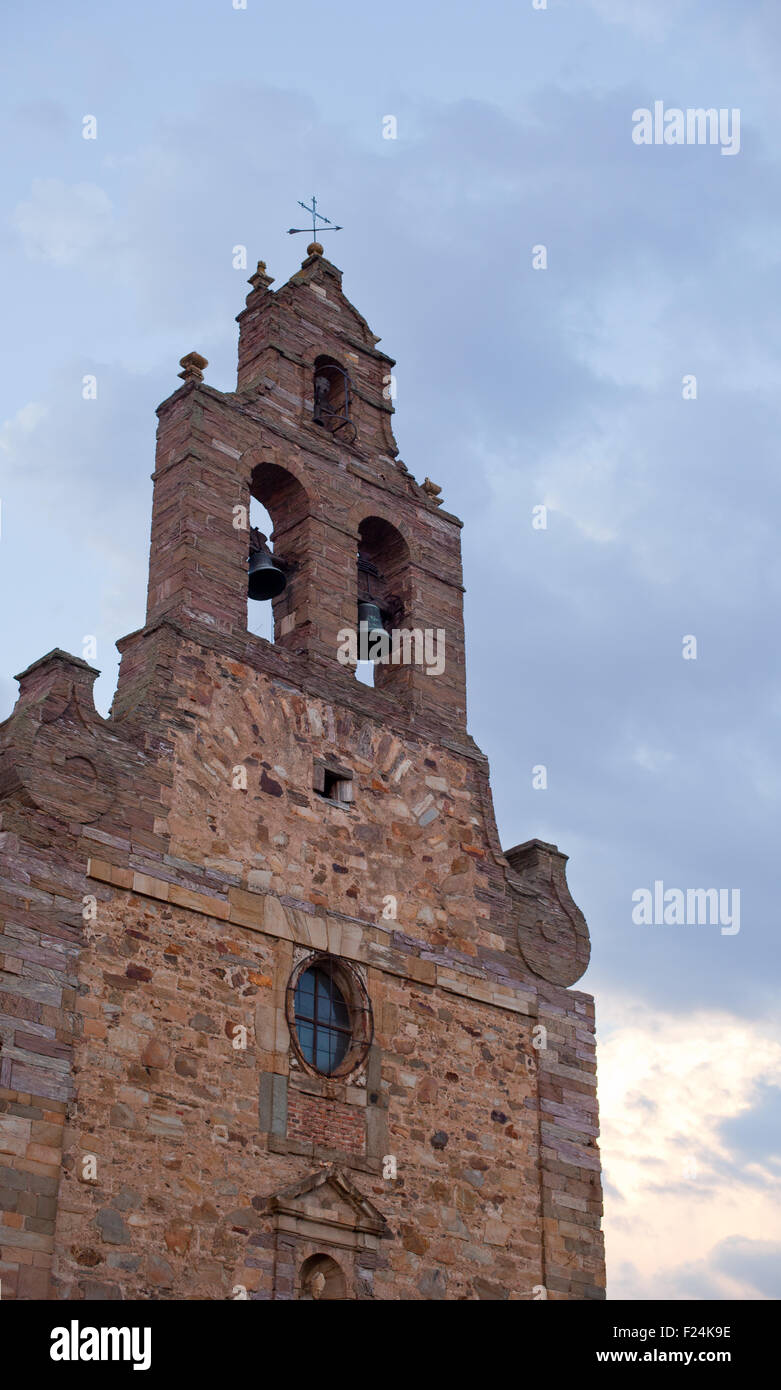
(0, 245, 606, 1300)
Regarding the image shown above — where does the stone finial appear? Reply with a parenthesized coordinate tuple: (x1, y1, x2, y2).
(306, 241, 324, 258)
(422, 477, 443, 505)
(247, 260, 274, 294)
(178, 351, 208, 384)
(13, 647, 100, 717)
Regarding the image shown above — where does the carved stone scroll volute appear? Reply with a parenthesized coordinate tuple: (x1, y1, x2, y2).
(505, 838, 591, 986)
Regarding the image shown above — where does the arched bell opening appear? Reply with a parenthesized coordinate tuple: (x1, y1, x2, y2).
(356, 516, 410, 694)
(246, 497, 276, 642)
(298, 1253, 347, 1301)
(248, 462, 310, 650)
(312, 355, 355, 441)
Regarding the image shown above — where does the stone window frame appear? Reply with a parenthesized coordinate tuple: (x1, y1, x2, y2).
(285, 950, 373, 1081)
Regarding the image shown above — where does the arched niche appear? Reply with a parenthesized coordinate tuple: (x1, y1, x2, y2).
(312, 355, 353, 439)
(298, 1253, 347, 1301)
(357, 516, 409, 616)
(357, 515, 411, 694)
(248, 461, 310, 650)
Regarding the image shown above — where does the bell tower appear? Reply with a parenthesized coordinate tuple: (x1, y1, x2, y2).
(0, 242, 606, 1302)
(135, 240, 466, 729)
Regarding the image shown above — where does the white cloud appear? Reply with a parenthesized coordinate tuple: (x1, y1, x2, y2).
(585, 0, 693, 41)
(0, 400, 49, 453)
(599, 996, 781, 1298)
(11, 179, 116, 266)
(630, 744, 675, 772)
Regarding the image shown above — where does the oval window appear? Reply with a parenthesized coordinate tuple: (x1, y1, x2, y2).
(293, 963, 352, 1074)
(287, 954, 372, 1078)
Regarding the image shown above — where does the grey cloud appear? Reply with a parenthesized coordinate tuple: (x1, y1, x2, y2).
(717, 1083, 781, 1168)
(711, 1235, 781, 1299)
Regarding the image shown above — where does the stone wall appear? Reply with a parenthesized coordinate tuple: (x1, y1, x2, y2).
(0, 632, 603, 1299)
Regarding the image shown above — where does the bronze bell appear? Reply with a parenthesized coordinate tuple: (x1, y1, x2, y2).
(357, 600, 384, 635)
(248, 530, 286, 601)
(357, 600, 385, 659)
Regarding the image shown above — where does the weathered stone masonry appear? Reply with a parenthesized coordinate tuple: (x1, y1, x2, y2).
(0, 245, 605, 1299)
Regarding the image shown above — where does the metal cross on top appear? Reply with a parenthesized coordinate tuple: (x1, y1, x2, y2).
(288, 195, 343, 241)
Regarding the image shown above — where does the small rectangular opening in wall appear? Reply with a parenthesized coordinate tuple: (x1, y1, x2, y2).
(314, 760, 354, 805)
(323, 769, 354, 804)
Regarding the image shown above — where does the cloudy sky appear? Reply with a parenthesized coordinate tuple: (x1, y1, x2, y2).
(2, 0, 780, 1299)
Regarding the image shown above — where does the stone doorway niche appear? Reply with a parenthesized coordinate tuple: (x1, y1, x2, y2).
(299, 1253, 347, 1300)
(263, 1165, 389, 1300)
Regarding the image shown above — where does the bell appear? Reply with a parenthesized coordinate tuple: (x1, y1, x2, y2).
(357, 600, 385, 659)
(357, 601, 384, 635)
(248, 534, 286, 601)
